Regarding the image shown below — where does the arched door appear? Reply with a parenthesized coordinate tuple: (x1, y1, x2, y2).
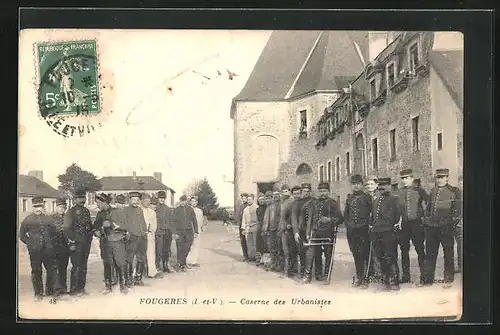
(353, 133, 366, 176)
(296, 163, 313, 184)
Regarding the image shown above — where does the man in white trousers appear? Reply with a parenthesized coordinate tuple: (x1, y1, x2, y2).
(187, 196, 203, 267)
(141, 194, 162, 279)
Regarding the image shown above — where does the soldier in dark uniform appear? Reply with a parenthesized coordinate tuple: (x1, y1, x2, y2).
(365, 175, 383, 283)
(344, 174, 372, 289)
(397, 169, 428, 285)
(291, 183, 314, 277)
(122, 191, 148, 287)
(20, 196, 61, 301)
(156, 191, 173, 273)
(63, 189, 93, 296)
(370, 177, 404, 291)
(278, 185, 298, 278)
(255, 193, 267, 265)
(172, 195, 199, 271)
(237, 193, 249, 261)
(49, 198, 70, 295)
(93, 193, 129, 294)
(301, 182, 343, 284)
(262, 190, 281, 271)
(422, 168, 462, 289)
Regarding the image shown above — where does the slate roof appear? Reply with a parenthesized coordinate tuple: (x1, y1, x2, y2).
(230, 30, 368, 118)
(99, 176, 175, 193)
(429, 50, 464, 110)
(19, 175, 61, 198)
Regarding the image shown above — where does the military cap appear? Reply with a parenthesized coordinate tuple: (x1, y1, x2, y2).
(150, 197, 159, 205)
(435, 168, 450, 177)
(301, 183, 312, 190)
(247, 194, 255, 199)
(240, 193, 249, 197)
(180, 195, 188, 201)
(291, 185, 301, 193)
(366, 175, 378, 183)
(378, 177, 391, 186)
(116, 194, 126, 204)
(141, 193, 151, 200)
(258, 194, 265, 199)
(318, 182, 330, 190)
(189, 195, 197, 201)
(96, 193, 112, 204)
(281, 184, 290, 191)
(129, 191, 141, 199)
(74, 189, 86, 198)
(400, 169, 413, 178)
(265, 190, 273, 197)
(32, 196, 44, 207)
(350, 174, 364, 184)
(55, 198, 67, 206)
(157, 191, 167, 199)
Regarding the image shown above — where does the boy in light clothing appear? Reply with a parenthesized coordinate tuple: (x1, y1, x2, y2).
(241, 194, 259, 261)
(187, 196, 203, 267)
(141, 194, 161, 278)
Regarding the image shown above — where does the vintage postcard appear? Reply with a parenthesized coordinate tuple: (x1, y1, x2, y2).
(18, 29, 464, 321)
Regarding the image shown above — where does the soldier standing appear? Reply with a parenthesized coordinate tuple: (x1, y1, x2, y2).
(20, 196, 61, 301)
(370, 177, 404, 291)
(63, 189, 93, 296)
(422, 168, 462, 289)
(278, 185, 298, 278)
(262, 190, 281, 272)
(49, 198, 70, 295)
(122, 191, 148, 287)
(301, 182, 343, 284)
(93, 193, 129, 294)
(365, 175, 383, 283)
(291, 183, 314, 278)
(344, 174, 371, 289)
(237, 193, 250, 261)
(241, 194, 259, 262)
(398, 169, 428, 285)
(155, 191, 173, 273)
(255, 193, 267, 265)
(172, 195, 199, 271)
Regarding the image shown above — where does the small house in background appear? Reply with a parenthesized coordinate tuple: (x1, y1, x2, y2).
(19, 170, 63, 220)
(95, 171, 176, 207)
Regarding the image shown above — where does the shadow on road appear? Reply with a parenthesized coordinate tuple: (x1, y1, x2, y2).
(205, 247, 243, 262)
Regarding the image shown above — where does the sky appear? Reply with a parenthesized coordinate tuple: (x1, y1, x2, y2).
(19, 29, 272, 207)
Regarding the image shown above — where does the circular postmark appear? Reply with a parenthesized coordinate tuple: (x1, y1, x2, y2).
(35, 40, 114, 138)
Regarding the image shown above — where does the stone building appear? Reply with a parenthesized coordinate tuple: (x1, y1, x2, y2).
(230, 31, 463, 210)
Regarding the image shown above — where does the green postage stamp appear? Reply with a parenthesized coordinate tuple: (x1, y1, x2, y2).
(36, 40, 100, 118)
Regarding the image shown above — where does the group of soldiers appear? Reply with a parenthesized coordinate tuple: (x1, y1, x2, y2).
(19, 190, 204, 301)
(236, 168, 462, 291)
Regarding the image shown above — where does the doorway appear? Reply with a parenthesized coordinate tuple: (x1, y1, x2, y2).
(257, 182, 276, 195)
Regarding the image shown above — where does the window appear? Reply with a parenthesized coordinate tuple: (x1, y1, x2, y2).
(389, 128, 397, 161)
(387, 63, 396, 88)
(43, 201, 47, 210)
(372, 137, 379, 170)
(345, 152, 351, 175)
(319, 165, 324, 183)
(409, 42, 419, 73)
(337, 195, 341, 204)
(327, 118, 333, 133)
(437, 132, 443, 150)
(299, 110, 307, 137)
(369, 79, 377, 101)
(22, 199, 27, 212)
(52, 202, 55, 212)
(335, 156, 341, 182)
(391, 183, 399, 192)
(327, 161, 332, 182)
(412, 116, 420, 152)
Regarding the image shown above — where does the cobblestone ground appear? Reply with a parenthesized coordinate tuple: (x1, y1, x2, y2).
(18, 221, 462, 321)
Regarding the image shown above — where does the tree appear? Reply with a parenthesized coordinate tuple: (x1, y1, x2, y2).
(58, 163, 102, 200)
(183, 177, 219, 215)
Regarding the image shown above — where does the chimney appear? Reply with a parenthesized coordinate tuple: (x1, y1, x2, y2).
(28, 170, 43, 181)
(132, 171, 136, 179)
(368, 31, 390, 62)
(153, 172, 162, 182)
